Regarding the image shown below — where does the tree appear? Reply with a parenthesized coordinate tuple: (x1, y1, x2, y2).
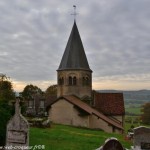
(141, 102, 150, 125)
(0, 74, 10, 81)
(0, 74, 15, 101)
(0, 102, 12, 145)
(0, 74, 15, 145)
(45, 84, 57, 97)
(21, 84, 43, 99)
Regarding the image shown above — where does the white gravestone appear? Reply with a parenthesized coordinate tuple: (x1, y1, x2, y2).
(6, 98, 29, 150)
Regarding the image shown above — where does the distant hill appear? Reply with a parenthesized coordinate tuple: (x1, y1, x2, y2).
(97, 90, 150, 102)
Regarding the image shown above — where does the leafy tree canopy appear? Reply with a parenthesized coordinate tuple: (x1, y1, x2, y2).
(0, 74, 14, 145)
(45, 84, 57, 97)
(0, 74, 15, 101)
(21, 84, 43, 99)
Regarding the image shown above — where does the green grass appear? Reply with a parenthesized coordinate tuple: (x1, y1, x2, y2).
(29, 124, 132, 150)
(125, 107, 141, 115)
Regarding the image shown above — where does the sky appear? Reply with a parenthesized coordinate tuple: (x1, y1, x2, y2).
(0, 0, 150, 92)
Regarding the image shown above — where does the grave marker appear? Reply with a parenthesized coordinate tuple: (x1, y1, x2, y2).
(133, 126, 150, 150)
(96, 137, 124, 150)
(6, 98, 29, 149)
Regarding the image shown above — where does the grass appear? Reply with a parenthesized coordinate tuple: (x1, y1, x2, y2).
(125, 107, 142, 115)
(29, 124, 132, 150)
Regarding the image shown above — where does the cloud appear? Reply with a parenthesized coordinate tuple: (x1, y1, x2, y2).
(0, 0, 150, 91)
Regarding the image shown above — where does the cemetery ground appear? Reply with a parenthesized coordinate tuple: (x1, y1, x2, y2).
(29, 104, 150, 150)
(29, 124, 132, 150)
(5, 100, 150, 150)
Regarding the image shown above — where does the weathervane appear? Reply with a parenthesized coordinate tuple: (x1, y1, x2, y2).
(71, 5, 78, 21)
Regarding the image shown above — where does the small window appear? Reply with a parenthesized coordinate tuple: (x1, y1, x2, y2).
(85, 77, 90, 85)
(69, 76, 72, 85)
(83, 76, 90, 86)
(73, 76, 77, 85)
(68, 76, 77, 86)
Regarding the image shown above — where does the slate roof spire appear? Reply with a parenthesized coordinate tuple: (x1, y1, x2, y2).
(58, 21, 92, 72)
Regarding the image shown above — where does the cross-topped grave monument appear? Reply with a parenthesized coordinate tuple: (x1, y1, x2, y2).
(6, 97, 29, 149)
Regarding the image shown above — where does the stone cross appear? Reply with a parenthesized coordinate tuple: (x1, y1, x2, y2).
(5, 98, 29, 149)
(71, 5, 78, 21)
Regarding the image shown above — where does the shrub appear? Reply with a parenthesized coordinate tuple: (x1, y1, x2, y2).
(0, 101, 12, 146)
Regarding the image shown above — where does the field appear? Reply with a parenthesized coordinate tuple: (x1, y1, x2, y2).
(125, 107, 141, 115)
(125, 103, 142, 115)
(29, 124, 132, 150)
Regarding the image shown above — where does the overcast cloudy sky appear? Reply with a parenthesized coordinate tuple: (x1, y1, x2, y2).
(0, 0, 150, 92)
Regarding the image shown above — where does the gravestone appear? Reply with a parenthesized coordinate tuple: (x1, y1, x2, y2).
(133, 126, 150, 150)
(96, 137, 124, 150)
(6, 98, 29, 149)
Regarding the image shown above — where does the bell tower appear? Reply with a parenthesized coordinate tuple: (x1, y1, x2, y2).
(57, 21, 92, 101)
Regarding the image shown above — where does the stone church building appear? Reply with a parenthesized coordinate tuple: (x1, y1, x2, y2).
(48, 21, 125, 134)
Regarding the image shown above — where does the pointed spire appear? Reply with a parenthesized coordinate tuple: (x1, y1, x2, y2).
(58, 22, 92, 72)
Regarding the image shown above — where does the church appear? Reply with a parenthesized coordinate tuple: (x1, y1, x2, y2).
(48, 20, 125, 134)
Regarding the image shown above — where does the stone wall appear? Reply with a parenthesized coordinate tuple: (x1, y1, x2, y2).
(89, 115, 113, 133)
(49, 98, 122, 133)
(89, 115, 122, 133)
(57, 70, 92, 99)
(49, 99, 73, 125)
(49, 99, 89, 127)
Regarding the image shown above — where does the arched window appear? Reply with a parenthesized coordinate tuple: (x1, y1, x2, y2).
(69, 76, 72, 85)
(83, 76, 90, 86)
(73, 76, 77, 85)
(68, 76, 77, 86)
(85, 77, 90, 85)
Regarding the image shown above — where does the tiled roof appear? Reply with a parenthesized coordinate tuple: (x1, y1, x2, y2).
(93, 92, 125, 115)
(56, 95, 124, 130)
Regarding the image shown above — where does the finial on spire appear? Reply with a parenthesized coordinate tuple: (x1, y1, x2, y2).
(71, 5, 78, 21)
